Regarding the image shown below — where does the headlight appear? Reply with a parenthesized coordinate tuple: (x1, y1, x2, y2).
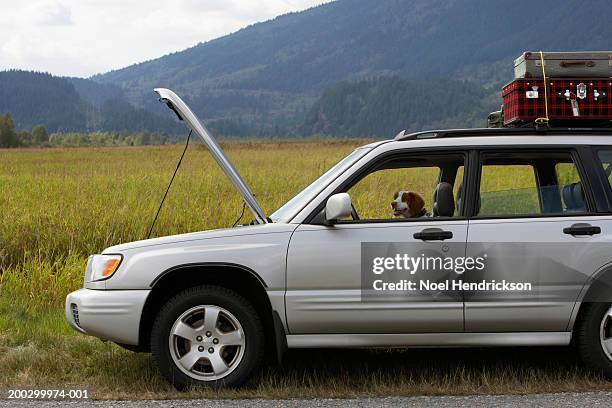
(87, 254, 123, 282)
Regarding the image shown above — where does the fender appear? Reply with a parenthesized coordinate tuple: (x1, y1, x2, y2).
(567, 261, 612, 331)
(139, 261, 288, 362)
(150, 262, 268, 288)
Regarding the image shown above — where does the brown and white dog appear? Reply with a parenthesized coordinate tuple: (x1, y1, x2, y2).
(391, 191, 429, 218)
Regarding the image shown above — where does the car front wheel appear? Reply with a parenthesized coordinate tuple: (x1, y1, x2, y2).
(576, 302, 612, 378)
(151, 285, 264, 389)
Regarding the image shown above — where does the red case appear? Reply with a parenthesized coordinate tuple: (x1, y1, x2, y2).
(503, 78, 612, 126)
(503, 79, 546, 125)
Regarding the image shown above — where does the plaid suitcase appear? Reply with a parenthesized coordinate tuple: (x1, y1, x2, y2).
(514, 51, 612, 79)
(503, 78, 612, 126)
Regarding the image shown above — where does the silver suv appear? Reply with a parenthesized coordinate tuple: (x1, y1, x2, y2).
(66, 89, 612, 389)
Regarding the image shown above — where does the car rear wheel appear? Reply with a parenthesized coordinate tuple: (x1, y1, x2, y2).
(151, 285, 264, 389)
(576, 302, 612, 378)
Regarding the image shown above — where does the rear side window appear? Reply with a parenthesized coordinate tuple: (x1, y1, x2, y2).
(479, 165, 540, 216)
(597, 150, 612, 189)
(477, 151, 589, 217)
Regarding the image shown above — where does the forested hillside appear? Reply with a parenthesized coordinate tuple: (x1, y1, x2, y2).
(301, 77, 496, 137)
(3, 0, 612, 137)
(0, 70, 180, 133)
(92, 0, 612, 134)
(0, 71, 87, 132)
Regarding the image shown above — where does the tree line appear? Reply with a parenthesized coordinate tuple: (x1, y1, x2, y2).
(0, 70, 181, 135)
(0, 113, 173, 148)
(300, 76, 497, 137)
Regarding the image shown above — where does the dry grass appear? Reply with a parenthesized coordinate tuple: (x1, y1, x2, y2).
(0, 140, 361, 268)
(1, 328, 610, 399)
(0, 141, 611, 399)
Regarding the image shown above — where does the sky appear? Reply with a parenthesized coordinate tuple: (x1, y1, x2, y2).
(0, 0, 331, 78)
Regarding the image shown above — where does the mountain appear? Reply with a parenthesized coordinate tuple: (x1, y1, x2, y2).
(0, 70, 180, 133)
(92, 0, 612, 135)
(68, 77, 125, 106)
(301, 77, 495, 137)
(0, 71, 87, 132)
(3, 0, 612, 137)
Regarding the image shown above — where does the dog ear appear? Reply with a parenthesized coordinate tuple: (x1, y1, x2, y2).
(406, 192, 424, 216)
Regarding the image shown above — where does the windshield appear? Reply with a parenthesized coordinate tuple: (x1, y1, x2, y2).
(270, 147, 371, 222)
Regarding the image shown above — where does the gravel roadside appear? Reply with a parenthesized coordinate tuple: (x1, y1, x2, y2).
(1, 392, 612, 408)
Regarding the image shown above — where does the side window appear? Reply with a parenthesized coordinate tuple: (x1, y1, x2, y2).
(479, 165, 539, 216)
(555, 162, 584, 212)
(477, 151, 588, 217)
(346, 154, 465, 221)
(597, 150, 612, 189)
(556, 162, 581, 185)
(453, 166, 464, 216)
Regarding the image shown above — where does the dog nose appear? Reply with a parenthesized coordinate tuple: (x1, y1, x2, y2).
(391, 202, 396, 209)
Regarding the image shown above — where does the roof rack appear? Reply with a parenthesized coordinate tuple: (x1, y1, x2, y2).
(393, 127, 612, 141)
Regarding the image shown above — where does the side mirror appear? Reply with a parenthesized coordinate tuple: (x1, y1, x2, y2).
(325, 193, 352, 225)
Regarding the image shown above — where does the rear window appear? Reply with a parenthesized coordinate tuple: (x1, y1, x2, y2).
(477, 151, 589, 217)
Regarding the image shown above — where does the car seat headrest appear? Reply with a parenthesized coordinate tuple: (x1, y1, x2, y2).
(433, 182, 455, 217)
(562, 182, 586, 212)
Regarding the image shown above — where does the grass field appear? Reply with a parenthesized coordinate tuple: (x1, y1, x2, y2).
(0, 141, 611, 399)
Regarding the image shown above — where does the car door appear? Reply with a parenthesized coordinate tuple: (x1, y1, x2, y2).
(464, 147, 612, 332)
(285, 151, 468, 334)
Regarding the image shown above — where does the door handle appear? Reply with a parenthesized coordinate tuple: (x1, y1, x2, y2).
(413, 228, 453, 241)
(563, 223, 601, 236)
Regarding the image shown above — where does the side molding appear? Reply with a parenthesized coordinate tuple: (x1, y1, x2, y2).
(286, 332, 571, 348)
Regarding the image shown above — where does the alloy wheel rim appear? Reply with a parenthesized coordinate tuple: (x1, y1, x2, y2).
(600, 305, 612, 362)
(169, 305, 245, 381)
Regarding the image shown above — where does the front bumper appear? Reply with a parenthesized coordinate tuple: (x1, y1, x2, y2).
(65, 288, 150, 345)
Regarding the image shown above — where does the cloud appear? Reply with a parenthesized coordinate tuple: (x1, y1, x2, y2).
(31, 1, 73, 26)
(0, 0, 333, 77)
(179, 0, 234, 13)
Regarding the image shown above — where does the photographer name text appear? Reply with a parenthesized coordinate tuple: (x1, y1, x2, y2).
(372, 279, 532, 292)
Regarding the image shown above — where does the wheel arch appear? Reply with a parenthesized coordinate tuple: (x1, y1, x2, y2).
(137, 262, 286, 364)
(569, 262, 612, 333)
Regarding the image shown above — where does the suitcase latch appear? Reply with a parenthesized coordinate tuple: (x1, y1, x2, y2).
(526, 85, 539, 99)
(577, 83, 587, 100)
(564, 90, 580, 116)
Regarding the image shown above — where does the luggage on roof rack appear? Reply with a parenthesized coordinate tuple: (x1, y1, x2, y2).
(502, 78, 612, 127)
(492, 51, 612, 128)
(514, 51, 612, 79)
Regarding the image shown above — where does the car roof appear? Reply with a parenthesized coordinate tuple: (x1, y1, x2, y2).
(395, 127, 612, 141)
(363, 127, 612, 152)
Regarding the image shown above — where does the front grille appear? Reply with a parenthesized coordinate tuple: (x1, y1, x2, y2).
(71, 303, 80, 327)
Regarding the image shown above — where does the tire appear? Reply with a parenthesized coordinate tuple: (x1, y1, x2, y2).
(575, 302, 612, 378)
(151, 285, 264, 390)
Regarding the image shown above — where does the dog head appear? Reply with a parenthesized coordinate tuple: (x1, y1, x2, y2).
(391, 191, 426, 218)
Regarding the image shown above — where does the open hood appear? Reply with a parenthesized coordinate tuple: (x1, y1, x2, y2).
(154, 88, 268, 224)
